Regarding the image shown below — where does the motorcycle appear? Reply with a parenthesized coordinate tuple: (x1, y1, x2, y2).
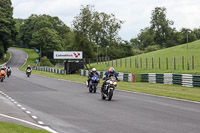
(7, 69, 11, 78)
(101, 76, 119, 101)
(0, 70, 6, 82)
(26, 69, 32, 77)
(89, 74, 99, 93)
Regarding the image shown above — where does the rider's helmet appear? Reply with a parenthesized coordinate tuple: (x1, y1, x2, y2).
(92, 68, 96, 73)
(8, 66, 10, 69)
(28, 65, 30, 67)
(109, 67, 115, 76)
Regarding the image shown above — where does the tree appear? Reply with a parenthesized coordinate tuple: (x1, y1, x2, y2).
(0, 0, 16, 58)
(136, 27, 155, 50)
(30, 27, 63, 57)
(19, 14, 70, 48)
(150, 7, 174, 48)
(72, 5, 124, 59)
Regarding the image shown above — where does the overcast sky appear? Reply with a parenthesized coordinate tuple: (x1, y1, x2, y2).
(11, 0, 200, 41)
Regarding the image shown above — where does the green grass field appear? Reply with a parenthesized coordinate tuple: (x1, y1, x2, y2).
(90, 40, 200, 75)
(0, 122, 49, 133)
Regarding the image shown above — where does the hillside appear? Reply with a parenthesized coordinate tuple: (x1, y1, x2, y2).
(90, 40, 200, 75)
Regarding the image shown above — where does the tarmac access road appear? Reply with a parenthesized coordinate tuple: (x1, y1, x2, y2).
(1, 48, 200, 133)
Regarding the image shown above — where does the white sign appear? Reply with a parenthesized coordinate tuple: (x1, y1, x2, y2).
(53, 51, 83, 59)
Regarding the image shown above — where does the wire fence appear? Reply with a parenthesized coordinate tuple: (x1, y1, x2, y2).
(86, 56, 200, 71)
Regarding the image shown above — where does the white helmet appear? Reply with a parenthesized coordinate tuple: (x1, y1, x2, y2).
(92, 68, 96, 72)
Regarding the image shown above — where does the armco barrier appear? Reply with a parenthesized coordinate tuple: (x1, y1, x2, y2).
(36, 66, 66, 75)
(80, 69, 135, 82)
(141, 73, 200, 88)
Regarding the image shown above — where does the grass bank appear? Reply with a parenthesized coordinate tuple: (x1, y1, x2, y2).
(89, 40, 200, 75)
(0, 122, 49, 133)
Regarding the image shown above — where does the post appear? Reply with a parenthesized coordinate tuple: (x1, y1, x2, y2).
(166, 57, 168, 70)
(182, 56, 184, 70)
(116, 59, 118, 67)
(192, 56, 194, 70)
(130, 58, 132, 68)
(106, 46, 109, 63)
(97, 45, 99, 64)
(140, 58, 142, 68)
(159, 57, 161, 69)
(112, 59, 113, 67)
(174, 57, 176, 70)
(187, 31, 190, 70)
(120, 59, 122, 67)
(146, 57, 148, 68)
(135, 58, 137, 68)
(152, 57, 154, 69)
(125, 58, 127, 68)
(40, 46, 42, 66)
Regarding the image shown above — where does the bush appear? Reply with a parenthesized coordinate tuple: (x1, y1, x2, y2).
(144, 45, 160, 53)
(41, 56, 54, 67)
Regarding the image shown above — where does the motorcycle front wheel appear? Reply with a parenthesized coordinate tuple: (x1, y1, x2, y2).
(101, 88, 106, 100)
(93, 85, 96, 93)
(89, 85, 93, 93)
(108, 89, 113, 101)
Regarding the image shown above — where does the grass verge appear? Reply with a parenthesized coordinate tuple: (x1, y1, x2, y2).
(32, 70, 200, 102)
(0, 51, 11, 65)
(0, 122, 49, 133)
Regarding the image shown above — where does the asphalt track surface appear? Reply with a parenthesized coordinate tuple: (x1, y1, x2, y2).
(1, 48, 200, 133)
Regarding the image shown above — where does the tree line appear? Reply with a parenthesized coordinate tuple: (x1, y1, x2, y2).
(131, 7, 200, 53)
(1, 1, 200, 65)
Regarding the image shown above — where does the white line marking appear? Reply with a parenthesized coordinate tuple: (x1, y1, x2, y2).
(26, 111, 31, 114)
(0, 113, 58, 133)
(31, 116, 38, 119)
(17, 104, 21, 107)
(21, 107, 26, 110)
(38, 121, 44, 125)
(14, 101, 18, 104)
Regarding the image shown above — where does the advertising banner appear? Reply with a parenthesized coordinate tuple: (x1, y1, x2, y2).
(54, 51, 83, 59)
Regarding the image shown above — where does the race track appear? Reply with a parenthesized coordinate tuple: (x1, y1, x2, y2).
(1, 48, 200, 133)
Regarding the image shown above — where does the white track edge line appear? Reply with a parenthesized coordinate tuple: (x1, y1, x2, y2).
(0, 113, 58, 133)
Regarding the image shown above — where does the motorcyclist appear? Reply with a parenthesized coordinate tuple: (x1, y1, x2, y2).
(7, 66, 11, 76)
(26, 65, 32, 71)
(26, 65, 32, 73)
(87, 68, 100, 87)
(0, 67, 6, 79)
(101, 67, 118, 90)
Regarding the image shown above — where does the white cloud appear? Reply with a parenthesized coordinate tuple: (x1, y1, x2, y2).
(11, 0, 200, 41)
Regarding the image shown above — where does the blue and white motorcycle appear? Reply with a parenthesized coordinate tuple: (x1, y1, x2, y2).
(89, 74, 99, 93)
